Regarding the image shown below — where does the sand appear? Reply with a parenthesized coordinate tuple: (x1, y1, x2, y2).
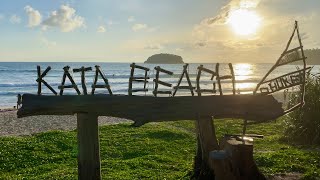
(0, 109, 131, 137)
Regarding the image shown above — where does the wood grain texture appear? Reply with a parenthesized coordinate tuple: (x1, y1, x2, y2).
(77, 113, 101, 180)
(18, 94, 284, 124)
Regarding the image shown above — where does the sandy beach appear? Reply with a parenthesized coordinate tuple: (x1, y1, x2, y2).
(0, 109, 131, 136)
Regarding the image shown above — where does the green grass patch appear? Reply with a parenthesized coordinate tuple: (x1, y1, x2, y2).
(0, 119, 319, 179)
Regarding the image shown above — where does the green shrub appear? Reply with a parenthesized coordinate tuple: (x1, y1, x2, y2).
(285, 75, 320, 145)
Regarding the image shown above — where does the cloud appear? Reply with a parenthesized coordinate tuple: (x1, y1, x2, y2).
(128, 16, 135, 22)
(0, 14, 4, 21)
(146, 26, 158, 32)
(206, 0, 261, 26)
(176, 48, 184, 52)
(42, 5, 85, 32)
(195, 42, 207, 47)
(40, 37, 57, 47)
(300, 32, 309, 40)
(144, 43, 163, 50)
(97, 25, 106, 33)
(107, 20, 119, 26)
(108, 20, 114, 25)
(10, 15, 21, 24)
(132, 23, 147, 31)
(24, 5, 42, 27)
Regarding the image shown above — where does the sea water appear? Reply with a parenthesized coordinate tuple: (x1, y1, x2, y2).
(0, 62, 318, 108)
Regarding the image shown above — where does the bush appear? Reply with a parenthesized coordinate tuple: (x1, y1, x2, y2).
(285, 75, 320, 145)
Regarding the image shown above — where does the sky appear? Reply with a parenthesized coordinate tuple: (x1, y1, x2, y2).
(0, 0, 319, 63)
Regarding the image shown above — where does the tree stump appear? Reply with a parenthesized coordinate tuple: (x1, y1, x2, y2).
(193, 116, 266, 180)
(217, 136, 266, 180)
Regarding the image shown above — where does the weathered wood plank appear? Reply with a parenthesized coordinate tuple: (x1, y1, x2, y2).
(18, 94, 284, 124)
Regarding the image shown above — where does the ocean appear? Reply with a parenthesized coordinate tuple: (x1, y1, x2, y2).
(0, 62, 318, 108)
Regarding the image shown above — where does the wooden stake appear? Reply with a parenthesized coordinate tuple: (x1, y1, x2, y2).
(36, 66, 57, 95)
(153, 67, 160, 97)
(173, 64, 194, 96)
(73, 66, 92, 95)
(77, 113, 101, 180)
(153, 66, 173, 97)
(91, 65, 113, 95)
(128, 63, 150, 96)
(59, 66, 81, 95)
(37, 66, 41, 95)
(196, 65, 203, 96)
(229, 63, 236, 95)
(215, 63, 223, 95)
(196, 65, 217, 96)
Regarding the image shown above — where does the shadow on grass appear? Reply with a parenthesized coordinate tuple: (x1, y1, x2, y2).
(144, 130, 189, 141)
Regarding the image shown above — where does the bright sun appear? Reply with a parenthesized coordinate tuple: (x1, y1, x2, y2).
(228, 9, 261, 36)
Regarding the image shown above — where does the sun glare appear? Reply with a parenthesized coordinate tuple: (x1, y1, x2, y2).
(228, 9, 261, 36)
(234, 63, 252, 80)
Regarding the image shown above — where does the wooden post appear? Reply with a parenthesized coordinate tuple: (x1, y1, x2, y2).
(77, 113, 101, 180)
(193, 115, 219, 179)
(194, 115, 238, 179)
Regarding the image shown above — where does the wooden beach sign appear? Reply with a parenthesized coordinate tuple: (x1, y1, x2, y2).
(17, 21, 310, 179)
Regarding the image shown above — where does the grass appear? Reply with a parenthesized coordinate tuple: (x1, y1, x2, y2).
(0, 118, 319, 179)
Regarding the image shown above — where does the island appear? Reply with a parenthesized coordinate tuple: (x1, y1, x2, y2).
(144, 53, 184, 64)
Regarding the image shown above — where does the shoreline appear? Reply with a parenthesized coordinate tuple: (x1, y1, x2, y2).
(0, 110, 131, 137)
(0, 107, 17, 112)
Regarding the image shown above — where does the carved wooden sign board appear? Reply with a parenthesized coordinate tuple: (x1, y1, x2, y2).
(17, 21, 310, 180)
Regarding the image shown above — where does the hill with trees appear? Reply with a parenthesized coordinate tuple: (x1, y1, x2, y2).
(292, 48, 320, 65)
(304, 49, 320, 64)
